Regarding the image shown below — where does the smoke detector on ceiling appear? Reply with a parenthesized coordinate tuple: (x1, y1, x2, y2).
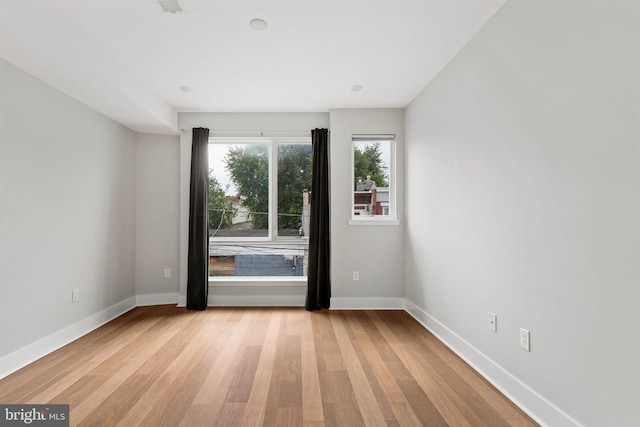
(156, 0, 185, 14)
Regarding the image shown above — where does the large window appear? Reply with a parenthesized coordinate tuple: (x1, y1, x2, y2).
(352, 135, 395, 220)
(208, 138, 312, 277)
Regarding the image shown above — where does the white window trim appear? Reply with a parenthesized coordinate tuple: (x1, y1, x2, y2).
(208, 276, 307, 286)
(348, 218, 400, 226)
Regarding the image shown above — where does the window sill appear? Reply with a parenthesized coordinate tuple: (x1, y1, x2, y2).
(348, 218, 400, 226)
(209, 276, 307, 287)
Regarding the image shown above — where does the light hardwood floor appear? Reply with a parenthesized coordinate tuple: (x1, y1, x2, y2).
(0, 306, 538, 426)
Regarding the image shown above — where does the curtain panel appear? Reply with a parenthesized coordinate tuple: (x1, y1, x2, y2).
(187, 127, 210, 310)
(306, 128, 331, 311)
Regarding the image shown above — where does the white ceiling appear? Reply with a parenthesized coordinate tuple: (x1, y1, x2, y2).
(0, 0, 507, 134)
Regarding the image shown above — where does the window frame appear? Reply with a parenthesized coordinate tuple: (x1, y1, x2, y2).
(208, 138, 272, 242)
(208, 136, 311, 278)
(349, 134, 399, 226)
(209, 136, 312, 243)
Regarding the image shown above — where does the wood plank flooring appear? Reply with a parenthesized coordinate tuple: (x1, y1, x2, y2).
(0, 306, 538, 426)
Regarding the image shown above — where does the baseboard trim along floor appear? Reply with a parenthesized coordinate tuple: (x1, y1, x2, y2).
(0, 293, 581, 426)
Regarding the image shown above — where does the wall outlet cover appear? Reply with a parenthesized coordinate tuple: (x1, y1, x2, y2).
(488, 312, 497, 332)
(520, 328, 530, 351)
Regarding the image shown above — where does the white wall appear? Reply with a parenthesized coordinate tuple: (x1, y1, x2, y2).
(177, 112, 329, 306)
(0, 59, 136, 366)
(404, 1, 640, 426)
(177, 110, 405, 307)
(135, 133, 180, 301)
(329, 109, 405, 307)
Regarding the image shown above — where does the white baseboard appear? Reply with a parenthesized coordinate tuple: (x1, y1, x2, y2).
(136, 292, 178, 306)
(177, 294, 300, 308)
(404, 300, 582, 427)
(330, 297, 406, 310)
(1, 292, 578, 427)
(0, 296, 136, 381)
(208, 294, 305, 307)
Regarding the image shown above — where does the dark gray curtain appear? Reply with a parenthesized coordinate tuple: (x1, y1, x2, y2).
(187, 127, 210, 310)
(306, 128, 331, 311)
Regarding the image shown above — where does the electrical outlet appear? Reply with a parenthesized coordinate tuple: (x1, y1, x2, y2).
(72, 288, 80, 303)
(352, 271, 359, 281)
(164, 268, 171, 278)
(520, 328, 530, 351)
(488, 312, 497, 332)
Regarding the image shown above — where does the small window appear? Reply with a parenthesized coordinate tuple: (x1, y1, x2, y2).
(352, 135, 395, 220)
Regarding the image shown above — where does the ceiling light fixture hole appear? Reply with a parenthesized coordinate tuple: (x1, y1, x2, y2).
(250, 18, 268, 31)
